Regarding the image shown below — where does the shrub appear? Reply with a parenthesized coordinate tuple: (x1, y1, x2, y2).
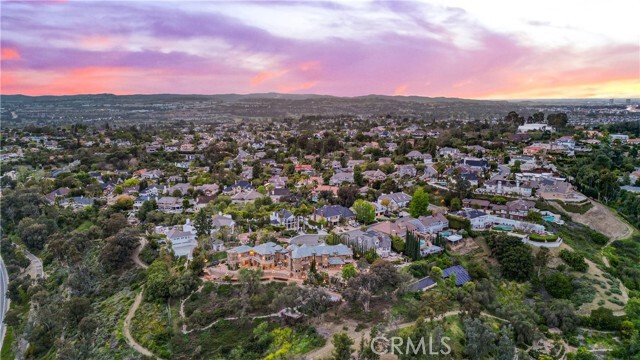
(559, 249, 588, 272)
(545, 272, 574, 299)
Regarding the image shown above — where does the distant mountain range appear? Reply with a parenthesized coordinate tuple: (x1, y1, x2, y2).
(2, 92, 503, 103)
(3, 92, 636, 105)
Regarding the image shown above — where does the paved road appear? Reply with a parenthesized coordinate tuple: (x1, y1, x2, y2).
(0, 256, 10, 351)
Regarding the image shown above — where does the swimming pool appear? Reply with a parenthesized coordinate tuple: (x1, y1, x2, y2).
(494, 225, 513, 231)
(543, 216, 555, 222)
(420, 240, 426, 246)
(441, 231, 452, 237)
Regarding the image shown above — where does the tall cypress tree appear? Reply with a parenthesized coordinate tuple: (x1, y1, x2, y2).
(404, 231, 421, 261)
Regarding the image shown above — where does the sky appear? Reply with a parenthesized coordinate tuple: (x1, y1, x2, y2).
(1, 0, 639, 99)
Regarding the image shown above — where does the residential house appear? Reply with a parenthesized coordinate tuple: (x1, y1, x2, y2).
(267, 175, 288, 189)
(438, 147, 461, 158)
(269, 188, 290, 203)
(371, 221, 406, 237)
(138, 169, 163, 180)
(363, 170, 387, 182)
(449, 209, 545, 233)
(134, 195, 159, 210)
(406, 150, 431, 162)
(59, 196, 94, 210)
(194, 195, 217, 211)
(460, 158, 489, 172)
(165, 228, 198, 259)
(377, 192, 412, 212)
(198, 184, 220, 196)
(537, 179, 586, 202)
(211, 240, 225, 252)
(157, 196, 182, 213)
(211, 213, 236, 233)
(270, 209, 305, 232)
(418, 213, 449, 234)
(227, 242, 353, 277)
(343, 229, 392, 258)
(45, 187, 71, 204)
(394, 164, 417, 178)
(167, 183, 192, 196)
(313, 205, 355, 225)
(329, 172, 354, 186)
(231, 190, 265, 203)
(294, 164, 314, 174)
(463, 199, 491, 210)
(478, 179, 534, 197)
(223, 180, 253, 195)
(420, 165, 439, 180)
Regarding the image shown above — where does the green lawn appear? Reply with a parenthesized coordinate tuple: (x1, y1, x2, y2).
(1, 326, 16, 360)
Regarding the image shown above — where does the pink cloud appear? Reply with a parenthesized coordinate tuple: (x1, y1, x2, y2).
(1, 48, 20, 60)
(251, 70, 287, 86)
(394, 84, 408, 96)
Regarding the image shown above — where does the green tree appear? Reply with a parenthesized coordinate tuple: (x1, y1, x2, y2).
(450, 197, 462, 211)
(353, 199, 375, 224)
(145, 259, 172, 301)
(404, 231, 421, 261)
(409, 187, 429, 217)
(497, 325, 515, 360)
(463, 317, 496, 360)
(354, 165, 364, 187)
(17, 218, 49, 251)
(487, 235, 533, 281)
(342, 264, 357, 280)
(194, 209, 212, 237)
(559, 249, 588, 272)
(100, 228, 140, 272)
(430, 266, 443, 281)
(391, 235, 405, 253)
(625, 297, 640, 327)
(357, 326, 380, 360)
(331, 333, 354, 360)
(337, 185, 359, 207)
(137, 199, 157, 221)
(545, 272, 574, 299)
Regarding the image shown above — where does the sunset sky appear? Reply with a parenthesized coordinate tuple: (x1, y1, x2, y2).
(1, 0, 639, 99)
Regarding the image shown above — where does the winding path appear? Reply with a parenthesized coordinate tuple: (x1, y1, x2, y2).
(121, 239, 156, 358)
(132, 237, 149, 269)
(123, 289, 157, 359)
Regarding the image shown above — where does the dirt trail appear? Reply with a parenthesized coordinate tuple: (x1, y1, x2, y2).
(132, 237, 149, 269)
(123, 289, 157, 359)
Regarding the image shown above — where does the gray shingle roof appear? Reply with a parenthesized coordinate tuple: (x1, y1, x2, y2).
(290, 244, 352, 259)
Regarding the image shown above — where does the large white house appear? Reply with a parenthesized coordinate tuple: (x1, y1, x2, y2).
(156, 220, 198, 259)
(449, 209, 545, 233)
(270, 209, 305, 232)
(517, 124, 555, 133)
